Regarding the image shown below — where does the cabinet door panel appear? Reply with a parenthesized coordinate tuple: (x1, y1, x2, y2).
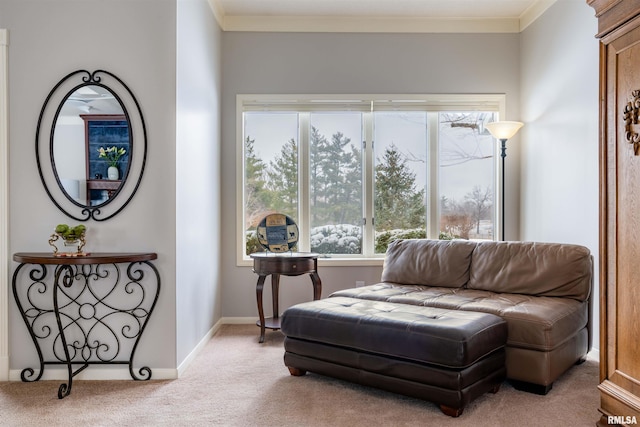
(606, 18, 640, 396)
(592, 2, 640, 424)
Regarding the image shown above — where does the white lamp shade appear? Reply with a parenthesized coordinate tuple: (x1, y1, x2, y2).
(485, 121, 524, 140)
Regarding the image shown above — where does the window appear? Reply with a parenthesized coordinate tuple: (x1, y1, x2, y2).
(238, 95, 505, 264)
(373, 111, 428, 253)
(308, 112, 364, 255)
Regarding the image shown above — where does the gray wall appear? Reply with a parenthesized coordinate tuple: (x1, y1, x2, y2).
(220, 32, 521, 318)
(520, 0, 600, 349)
(2, 0, 179, 371)
(176, 0, 222, 366)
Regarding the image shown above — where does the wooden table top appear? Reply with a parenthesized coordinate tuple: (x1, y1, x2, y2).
(249, 252, 318, 259)
(13, 252, 157, 265)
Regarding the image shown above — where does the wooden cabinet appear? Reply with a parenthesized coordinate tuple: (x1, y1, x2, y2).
(80, 114, 128, 205)
(588, 1, 640, 425)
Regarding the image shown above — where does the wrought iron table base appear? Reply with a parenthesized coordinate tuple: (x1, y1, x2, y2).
(12, 253, 160, 399)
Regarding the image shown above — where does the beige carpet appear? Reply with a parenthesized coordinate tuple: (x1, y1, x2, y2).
(0, 324, 599, 426)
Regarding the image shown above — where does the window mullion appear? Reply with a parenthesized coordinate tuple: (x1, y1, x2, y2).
(298, 113, 310, 252)
(363, 111, 374, 257)
(427, 112, 439, 239)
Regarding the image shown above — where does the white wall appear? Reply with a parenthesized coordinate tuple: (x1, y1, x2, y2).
(220, 32, 522, 319)
(2, 0, 179, 371)
(520, 0, 600, 349)
(1, 28, 10, 381)
(176, 0, 222, 366)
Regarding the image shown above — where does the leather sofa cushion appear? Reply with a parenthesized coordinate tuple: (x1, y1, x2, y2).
(281, 296, 507, 369)
(467, 241, 592, 301)
(332, 284, 588, 351)
(381, 239, 477, 288)
(331, 283, 428, 301)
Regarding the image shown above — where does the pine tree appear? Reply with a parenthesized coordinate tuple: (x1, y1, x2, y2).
(310, 127, 363, 226)
(374, 144, 426, 230)
(266, 138, 298, 218)
(244, 136, 271, 228)
(340, 143, 363, 225)
(309, 126, 328, 225)
(323, 131, 353, 223)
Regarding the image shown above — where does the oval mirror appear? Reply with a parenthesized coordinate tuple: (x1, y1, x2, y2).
(36, 70, 147, 221)
(53, 85, 131, 207)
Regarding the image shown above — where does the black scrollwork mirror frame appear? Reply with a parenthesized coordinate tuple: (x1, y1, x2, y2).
(36, 70, 147, 221)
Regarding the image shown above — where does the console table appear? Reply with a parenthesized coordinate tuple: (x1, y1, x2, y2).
(12, 252, 160, 398)
(250, 252, 321, 343)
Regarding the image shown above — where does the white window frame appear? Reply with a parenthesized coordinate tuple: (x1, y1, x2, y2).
(236, 94, 506, 266)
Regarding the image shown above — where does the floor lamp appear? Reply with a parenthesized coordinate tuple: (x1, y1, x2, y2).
(485, 121, 523, 241)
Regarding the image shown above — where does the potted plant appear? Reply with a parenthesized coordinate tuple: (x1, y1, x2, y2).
(98, 146, 126, 180)
(49, 224, 87, 256)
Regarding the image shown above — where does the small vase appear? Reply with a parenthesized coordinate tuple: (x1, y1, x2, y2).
(107, 166, 119, 180)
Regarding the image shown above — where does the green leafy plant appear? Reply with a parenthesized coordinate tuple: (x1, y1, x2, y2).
(55, 224, 86, 241)
(97, 146, 126, 167)
(374, 228, 427, 254)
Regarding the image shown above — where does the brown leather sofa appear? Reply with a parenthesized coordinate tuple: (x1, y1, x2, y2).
(328, 239, 593, 394)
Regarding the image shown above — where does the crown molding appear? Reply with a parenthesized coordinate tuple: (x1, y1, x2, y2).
(520, 0, 558, 31)
(209, 0, 556, 34)
(222, 15, 521, 33)
(206, 0, 225, 29)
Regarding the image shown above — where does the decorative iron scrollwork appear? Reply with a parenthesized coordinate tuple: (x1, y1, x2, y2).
(12, 260, 160, 398)
(624, 89, 640, 155)
(35, 69, 148, 221)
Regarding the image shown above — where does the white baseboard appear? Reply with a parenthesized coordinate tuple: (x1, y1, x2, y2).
(9, 367, 178, 382)
(0, 355, 8, 381)
(175, 317, 258, 376)
(8, 317, 258, 382)
(176, 318, 223, 377)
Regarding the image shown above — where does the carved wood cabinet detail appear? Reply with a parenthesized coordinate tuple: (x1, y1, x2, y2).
(588, 0, 640, 425)
(624, 90, 640, 155)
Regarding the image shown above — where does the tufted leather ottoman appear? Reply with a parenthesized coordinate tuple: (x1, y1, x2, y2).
(280, 297, 507, 417)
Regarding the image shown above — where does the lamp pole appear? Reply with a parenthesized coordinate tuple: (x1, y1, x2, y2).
(500, 138, 507, 241)
(485, 121, 523, 241)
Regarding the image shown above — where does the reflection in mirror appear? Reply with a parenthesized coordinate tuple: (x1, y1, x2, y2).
(53, 85, 130, 206)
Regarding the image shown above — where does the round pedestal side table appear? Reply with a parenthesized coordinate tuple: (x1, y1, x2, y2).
(250, 252, 322, 343)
